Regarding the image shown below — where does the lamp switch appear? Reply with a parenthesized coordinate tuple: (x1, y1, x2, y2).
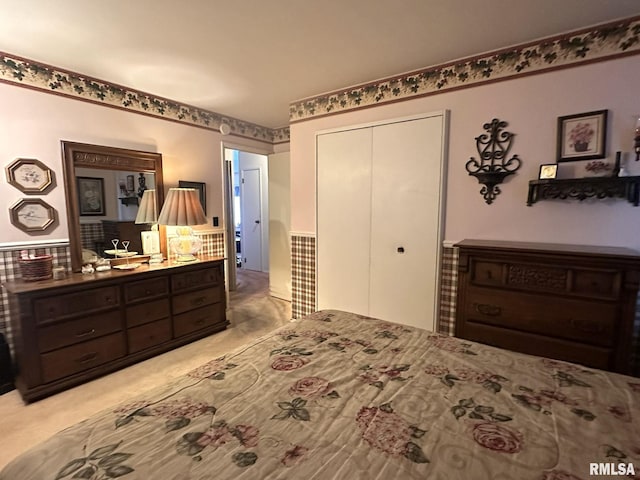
(213, 216, 219, 227)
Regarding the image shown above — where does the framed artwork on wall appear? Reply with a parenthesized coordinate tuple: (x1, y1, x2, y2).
(5, 158, 54, 194)
(9, 198, 57, 233)
(77, 176, 106, 216)
(557, 110, 608, 162)
(178, 180, 206, 214)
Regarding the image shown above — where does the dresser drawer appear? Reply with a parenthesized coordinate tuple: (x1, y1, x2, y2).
(38, 310, 122, 353)
(571, 269, 621, 299)
(126, 298, 170, 328)
(34, 286, 119, 324)
(127, 318, 172, 354)
(173, 303, 225, 338)
(461, 321, 612, 371)
(125, 277, 169, 304)
(471, 258, 570, 293)
(464, 286, 617, 347)
(40, 333, 125, 383)
(172, 265, 222, 293)
(172, 287, 223, 315)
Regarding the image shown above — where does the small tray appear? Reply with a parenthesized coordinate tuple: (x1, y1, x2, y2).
(113, 263, 141, 270)
(109, 255, 150, 267)
(104, 249, 138, 257)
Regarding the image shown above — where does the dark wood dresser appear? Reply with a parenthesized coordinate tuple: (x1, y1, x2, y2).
(3, 255, 228, 402)
(454, 240, 640, 375)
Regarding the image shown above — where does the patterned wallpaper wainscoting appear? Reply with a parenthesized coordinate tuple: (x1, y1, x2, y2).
(0, 243, 71, 347)
(290, 238, 458, 332)
(80, 222, 105, 251)
(438, 246, 458, 336)
(633, 295, 640, 376)
(291, 234, 316, 319)
(198, 232, 225, 257)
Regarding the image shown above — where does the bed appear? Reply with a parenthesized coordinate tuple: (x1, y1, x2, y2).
(2, 310, 638, 479)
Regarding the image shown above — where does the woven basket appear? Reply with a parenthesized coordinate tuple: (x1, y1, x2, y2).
(18, 255, 53, 282)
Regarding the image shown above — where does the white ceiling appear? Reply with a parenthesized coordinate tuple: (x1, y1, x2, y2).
(1, 0, 639, 129)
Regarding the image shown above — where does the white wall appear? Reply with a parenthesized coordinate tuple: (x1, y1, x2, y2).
(290, 56, 640, 250)
(268, 151, 291, 300)
(0, 83, 273, 246)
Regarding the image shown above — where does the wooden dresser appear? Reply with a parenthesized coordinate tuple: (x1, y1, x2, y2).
(3, 255, 227, 402)
(454, 240, 640, 375)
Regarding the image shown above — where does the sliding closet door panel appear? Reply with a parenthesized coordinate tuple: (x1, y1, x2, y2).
(317, 128, 372, 314)
(369, 115, 444, 331)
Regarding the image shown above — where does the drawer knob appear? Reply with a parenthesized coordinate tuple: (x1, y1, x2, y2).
(77, 352, 98, 364)
(191, 296, 206, 306)
(75, 328, 96, 338)
(474, 303, 502, 316)
(569, 318, 604, 334)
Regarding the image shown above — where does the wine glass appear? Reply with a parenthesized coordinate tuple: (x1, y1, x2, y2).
(122, 241, 130, 265)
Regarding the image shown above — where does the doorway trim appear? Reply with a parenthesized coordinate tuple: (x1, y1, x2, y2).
(221, 142, 272, 291)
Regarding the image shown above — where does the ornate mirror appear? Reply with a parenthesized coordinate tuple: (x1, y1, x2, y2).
(61, 141, 164, 272)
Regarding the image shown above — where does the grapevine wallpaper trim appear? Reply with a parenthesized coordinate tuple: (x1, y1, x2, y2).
(289, 16, 640, 123)
(0, 51, 290, 144)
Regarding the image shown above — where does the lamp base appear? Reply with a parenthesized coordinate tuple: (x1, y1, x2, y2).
(174, 253, 199, 263)
(168, 227, 203, 263)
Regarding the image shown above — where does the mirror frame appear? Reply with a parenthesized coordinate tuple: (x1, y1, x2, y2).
(61, 141, 164, 272)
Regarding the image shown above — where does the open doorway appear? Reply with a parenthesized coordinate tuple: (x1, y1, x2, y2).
(224, 148, 269, 292)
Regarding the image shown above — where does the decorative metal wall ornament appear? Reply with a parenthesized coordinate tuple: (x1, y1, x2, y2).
(465, 118, 522, 204)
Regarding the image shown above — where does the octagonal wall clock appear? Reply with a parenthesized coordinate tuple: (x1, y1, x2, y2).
(5, 158, 54, 194)
(9, 198, 57, 233)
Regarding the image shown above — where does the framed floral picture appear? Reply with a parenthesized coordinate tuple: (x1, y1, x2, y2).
(77, 176, 105, 216)
(5, 158, 54, 194)
(557, 110, 607, 162)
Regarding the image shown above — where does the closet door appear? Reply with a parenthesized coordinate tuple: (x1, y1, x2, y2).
(369, 115, 444, 331)
(317, 127, 372, 314)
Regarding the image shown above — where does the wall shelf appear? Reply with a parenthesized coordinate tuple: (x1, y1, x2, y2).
(119, 196, 139, 206)
(527, 176, 640, 206)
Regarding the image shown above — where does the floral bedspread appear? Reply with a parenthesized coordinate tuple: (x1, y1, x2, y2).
(2, 310, 639, 480)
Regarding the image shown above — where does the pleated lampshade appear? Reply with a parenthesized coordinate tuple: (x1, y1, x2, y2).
(135, 189, 158, 224)
(157, 188, 207, 226)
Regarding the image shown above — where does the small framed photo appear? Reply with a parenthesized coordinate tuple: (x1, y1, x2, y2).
(77, 176, 106, 216)
(538, 164, 558, 179)
(5, 158, 54, 194)
(178, 180, 206, 214)
(557, 110, 607, 162)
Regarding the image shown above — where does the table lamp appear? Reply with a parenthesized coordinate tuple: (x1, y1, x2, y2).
(135, 189, 162, 262)
(157, 187, 207, 262)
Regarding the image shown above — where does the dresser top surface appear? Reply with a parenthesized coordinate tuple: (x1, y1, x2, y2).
(2, 255, 225, 294)
(454, 239, 640, 260)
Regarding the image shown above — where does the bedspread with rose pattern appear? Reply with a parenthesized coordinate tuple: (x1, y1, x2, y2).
(1, 310, 639, 480)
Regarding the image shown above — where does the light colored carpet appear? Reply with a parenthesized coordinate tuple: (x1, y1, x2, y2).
(0, 269, 291, 471)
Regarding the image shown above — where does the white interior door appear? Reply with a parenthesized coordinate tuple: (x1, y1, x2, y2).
(369, 116, 445, 331)
(317, 127, 372, 314)
(240, 168, 262, 271)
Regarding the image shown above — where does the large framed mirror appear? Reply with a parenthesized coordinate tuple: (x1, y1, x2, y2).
(61, 141, 164, 272)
